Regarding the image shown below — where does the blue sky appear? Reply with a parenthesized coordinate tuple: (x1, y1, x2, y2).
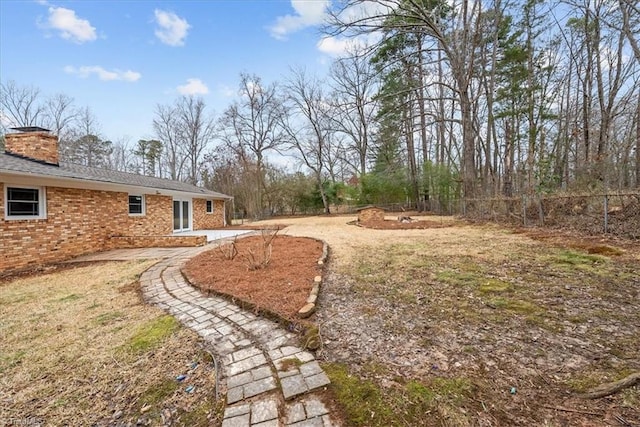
(0, 0, 345, 143)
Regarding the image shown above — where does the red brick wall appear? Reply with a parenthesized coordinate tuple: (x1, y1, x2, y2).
(125, 194, 173, 235)
(0, 184, 188, 275)
(2, 184, 117, 273)
(193, 198, 225, 230)
(5, 132, 59, 165)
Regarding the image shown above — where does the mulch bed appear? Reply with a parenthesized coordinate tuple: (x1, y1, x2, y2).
(183, 235, 322, 322)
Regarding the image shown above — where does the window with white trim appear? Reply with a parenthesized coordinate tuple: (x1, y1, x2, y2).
(206, 200, 214, 214)
(4, 186, 47, 220)
(128, 195, 145, 215)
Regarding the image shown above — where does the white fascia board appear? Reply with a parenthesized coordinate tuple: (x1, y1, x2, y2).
(0, 170, 232, 200)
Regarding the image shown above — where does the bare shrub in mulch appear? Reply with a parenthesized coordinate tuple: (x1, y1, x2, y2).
(183, 235, 323, 322)
(240, 229, 279, 271)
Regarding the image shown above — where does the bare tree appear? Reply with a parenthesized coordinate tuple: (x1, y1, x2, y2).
(153, 103, 186, 180)
(282, 68, 333, 214)
(329, 0, 485, 198)
(176, 96, 216, 185)
(107, 136, 134, 172)
(637, 96, 640, 187)
(66, 106, 111, 167)
(218, 73, 287, 217)
(0, 80, 45, 129)
(43, 93, 77, 138)
(619, 0, 640, 63)
(329, 48, 379, 177)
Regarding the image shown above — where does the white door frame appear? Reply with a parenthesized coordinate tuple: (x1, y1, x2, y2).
(172, 198, 193, 232)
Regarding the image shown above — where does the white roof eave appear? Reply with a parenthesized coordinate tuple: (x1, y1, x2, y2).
(0, 169, 233, 200)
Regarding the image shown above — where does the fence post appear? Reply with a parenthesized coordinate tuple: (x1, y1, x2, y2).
(604, 194, 609, 234)
(538, 195, 544, 225)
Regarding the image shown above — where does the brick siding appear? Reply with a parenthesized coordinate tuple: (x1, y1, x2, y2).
(125, 194, 173, 235)
(193, 198, 225, 230)
(0, 183, 225, 275)
(5, 132, 59, 165)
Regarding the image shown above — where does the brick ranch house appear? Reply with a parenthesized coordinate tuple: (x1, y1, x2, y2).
(1, 127, 232, 275)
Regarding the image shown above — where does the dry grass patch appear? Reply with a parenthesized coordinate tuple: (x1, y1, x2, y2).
(0, 261, 222, 426)
(252, 216, 640, 426)
(341, 237, 638, 424)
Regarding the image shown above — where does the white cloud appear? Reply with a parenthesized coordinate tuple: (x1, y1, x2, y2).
(336, 1, 393, 26)
(245, 80, 262, 95)
(317, 33, 381, 57)
(317, 36, 352, 57)
(597, 44, 631, 72)
(64, 65, 141, 82)
(177, 78, 209, 95)
(269, 0, 329, 40)
(154, 9, 190, 46)
(1, 110, 17, 130)
(217, 84, 236, 98)
(43, 6, 97, 43)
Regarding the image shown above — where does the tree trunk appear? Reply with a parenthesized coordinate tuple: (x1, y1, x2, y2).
(256, 152, 265, 217)
(404, 92, 420, 210)
(504, 120, 514, 197)
(317, 172, 330, 214)
(583, 6, 593, 166)
(636, 98, 640, 187)
(437, 50, 446, 165)
(484, 2, 500, 196)
(460, 89, 476, 199)
(360, 119, 367, 176)
(619, 0, 640, 63)
(414, 40, 430, 211)
(417, 35, 430, 167)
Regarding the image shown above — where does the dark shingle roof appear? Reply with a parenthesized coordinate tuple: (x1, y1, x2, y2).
(0, 152, 231, 199)
(10, 126, 51, 132)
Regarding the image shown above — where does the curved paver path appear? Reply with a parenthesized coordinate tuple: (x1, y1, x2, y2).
(138, 244, 339, 427)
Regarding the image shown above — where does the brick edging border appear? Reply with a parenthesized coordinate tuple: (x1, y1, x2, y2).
(297, 239, 329, 319)
(180, 236, 329, 338)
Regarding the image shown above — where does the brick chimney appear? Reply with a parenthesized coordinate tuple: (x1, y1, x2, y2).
(4, 127, 59, 165)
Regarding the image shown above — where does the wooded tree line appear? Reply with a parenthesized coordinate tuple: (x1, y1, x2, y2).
(329, 0, 640, 207)
(2, 0, 639, 218)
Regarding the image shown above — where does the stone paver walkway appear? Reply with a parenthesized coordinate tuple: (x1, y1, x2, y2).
(79, 244, 339, 426)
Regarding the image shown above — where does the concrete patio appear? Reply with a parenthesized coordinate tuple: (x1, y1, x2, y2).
(175, 229, 254, 242)
(69, 229, 255, 262)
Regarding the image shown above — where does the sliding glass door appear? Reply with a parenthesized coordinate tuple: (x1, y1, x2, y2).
(173, 199, 191, 232)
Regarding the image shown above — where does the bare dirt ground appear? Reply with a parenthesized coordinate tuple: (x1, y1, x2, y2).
(0, 261, 222, 426)
(252, 215, 640, 426)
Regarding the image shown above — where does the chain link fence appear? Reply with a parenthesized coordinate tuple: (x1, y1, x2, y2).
(236, 192, 639, 239)
(451, 192, 640, 239)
